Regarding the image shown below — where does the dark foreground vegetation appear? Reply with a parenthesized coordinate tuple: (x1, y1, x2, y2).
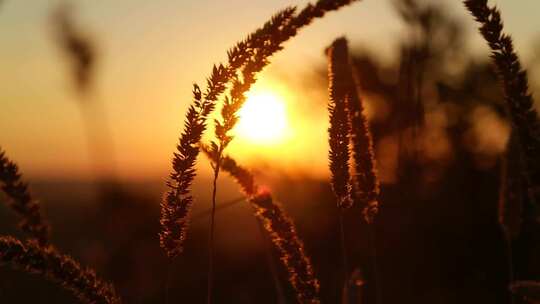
(1, 0, 540, 303)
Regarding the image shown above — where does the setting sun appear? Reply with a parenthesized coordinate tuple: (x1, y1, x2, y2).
(234, 91, 289, 145)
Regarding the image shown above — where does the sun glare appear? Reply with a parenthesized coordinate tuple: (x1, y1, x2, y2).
(235, 91, 289, 145)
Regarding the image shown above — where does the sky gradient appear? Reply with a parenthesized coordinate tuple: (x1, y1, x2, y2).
(1, 0, 539, 180)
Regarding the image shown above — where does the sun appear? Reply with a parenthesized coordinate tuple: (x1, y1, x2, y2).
(234, 91, 289, 145)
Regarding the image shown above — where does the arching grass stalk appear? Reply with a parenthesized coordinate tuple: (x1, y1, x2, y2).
(160, 0, 360, 263)
(158, 1, 360, 302)
(464, 0, 540, 207)
(465, 1, 540, 300)
(206, 0, 360, 300)
(202, 146, 321, 303)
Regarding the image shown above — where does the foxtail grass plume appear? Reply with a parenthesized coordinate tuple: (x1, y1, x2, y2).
(327, 38, 380, 223)
(52, 3, 96, 95)
(251, 193, 321, 304)
(160, 0, 360, 258)
(52, 3, 120, 184)
(212, 0, 363, 235)
(207, 4, 357, 297)
(0, 148, 50, 246)
(214, 0, 361, 153)
(0, 236, 121, 304)
(464, 0, 540, 208)
(202, 146, 321, 303)
(326, 37, 354, 209)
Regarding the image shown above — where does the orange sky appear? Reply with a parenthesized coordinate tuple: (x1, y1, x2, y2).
(0, 0, 539, 181)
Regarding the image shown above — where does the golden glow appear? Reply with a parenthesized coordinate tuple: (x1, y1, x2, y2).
(223, 77, 330, 178)
(234, 91, 289, 145)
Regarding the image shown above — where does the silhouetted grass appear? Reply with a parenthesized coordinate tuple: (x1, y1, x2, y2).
(202, 145, 321, 303)
(160, 0, 360, 261)
(0, 236, 120, 304)
(0, 148, 49, 246)
(2, 0, 540, 303)
(465, 0, 540, 208)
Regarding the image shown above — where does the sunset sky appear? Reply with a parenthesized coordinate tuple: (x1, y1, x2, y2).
(1, 0, 539, 181)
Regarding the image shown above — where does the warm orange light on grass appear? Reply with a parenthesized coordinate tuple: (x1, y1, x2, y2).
(225, 78, 330, 178)
(235, 91, 289, 145)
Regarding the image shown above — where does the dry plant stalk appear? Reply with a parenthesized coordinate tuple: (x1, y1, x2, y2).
(201, 146, 258, 198)
(0, 149, 50, 246)
(160, 7, 296, 259)
(326, 38, 380, 303)
(212, 0, 363, 151)
(52, 3, 120, 185)
(326, 38, 380, 223)
(465, 3, 540, 302)
(202, 146, 321, 303)
(326, 38, 354, 299)
(206, 8, 297, 299)
(498, 130, 523, 296)
(52, 3, 96, 95)
(250, 193, 321, 304)
(511, 281, 540, 303)
(499, 130, 524, 240)
(464, 0, 540, 207)
(0, 236, 120, 304)
(212, 0, 362, 168)
(327, 38, 354, 210)
(160, 0, 359, 258)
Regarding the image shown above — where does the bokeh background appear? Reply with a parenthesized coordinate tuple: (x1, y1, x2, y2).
(1, 0, 540, 303)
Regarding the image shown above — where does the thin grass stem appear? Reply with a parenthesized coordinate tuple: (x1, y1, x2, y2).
(207, 149, 222, 304)
(339, 211, 349, 291)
